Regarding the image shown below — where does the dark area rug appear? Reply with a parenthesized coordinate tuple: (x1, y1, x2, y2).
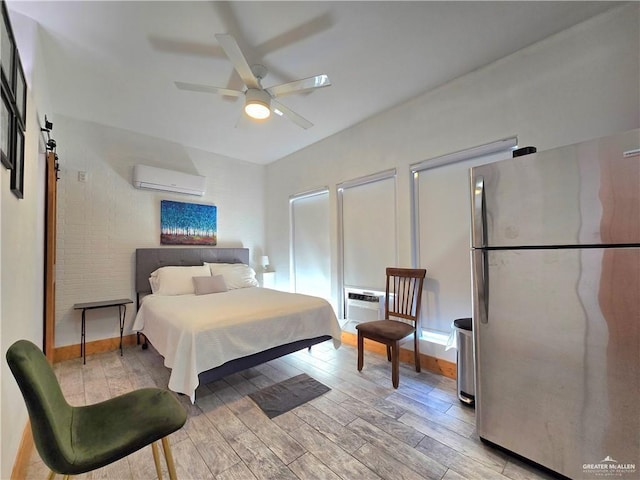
(249, 373, 330, 418)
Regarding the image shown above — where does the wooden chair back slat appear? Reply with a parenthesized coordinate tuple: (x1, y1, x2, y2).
(385, 267, 425, 325)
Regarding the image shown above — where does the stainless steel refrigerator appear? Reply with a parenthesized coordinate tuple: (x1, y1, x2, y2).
(470, 129, 639, 479)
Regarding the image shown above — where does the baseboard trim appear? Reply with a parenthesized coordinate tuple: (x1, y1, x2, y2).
(341, 331, 456, 379)
(53, 334, 138, 363)
(11, 420, 34, 480)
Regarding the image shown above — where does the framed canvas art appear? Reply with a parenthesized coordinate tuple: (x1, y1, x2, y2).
(160, 200, 217, 245)
(1, 0, 27, 198)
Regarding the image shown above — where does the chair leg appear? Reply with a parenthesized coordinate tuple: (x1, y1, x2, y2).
(386, 345, 391, 362)
(357, 332, 364, 371)
(161, 436, 178, 480)
(151, 441, 164, 480)
(391, 341, 400, 388)
(414, 332, 421, 373)
(47, 472, 69, 480)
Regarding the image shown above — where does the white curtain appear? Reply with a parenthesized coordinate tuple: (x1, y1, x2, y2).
(414, 140, 516, 333)
(341, 173, 396, 292)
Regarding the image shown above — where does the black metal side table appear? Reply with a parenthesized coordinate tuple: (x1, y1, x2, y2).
(73, 298, 133, 364)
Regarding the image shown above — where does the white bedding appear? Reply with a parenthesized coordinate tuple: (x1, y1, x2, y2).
(132, 287, 342, 401)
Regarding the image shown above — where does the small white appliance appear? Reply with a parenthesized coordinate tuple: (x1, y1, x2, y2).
(132, 164, 206, 196)
(344, 288, 385, 323)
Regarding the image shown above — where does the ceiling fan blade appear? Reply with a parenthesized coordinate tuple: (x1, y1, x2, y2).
(149, 36, 225, 58)
(267, 74, 331, 98)
(271, 100, 313, 130)
(255, 13, 334, 57)
(215, 33, 260, 89)
(174, 81, 243, 97)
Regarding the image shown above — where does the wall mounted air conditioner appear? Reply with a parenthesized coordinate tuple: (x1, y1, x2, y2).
(132, 164, 206, 196)
(345, 288, 385, 323)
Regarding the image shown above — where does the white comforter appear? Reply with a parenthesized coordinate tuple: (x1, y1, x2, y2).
(132, 287, 342, 401)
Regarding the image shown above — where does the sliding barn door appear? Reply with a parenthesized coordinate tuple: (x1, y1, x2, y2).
(44, 151, 58, 361)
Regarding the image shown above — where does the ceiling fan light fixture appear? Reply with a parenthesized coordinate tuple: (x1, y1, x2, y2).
(244, 89, 271, 120)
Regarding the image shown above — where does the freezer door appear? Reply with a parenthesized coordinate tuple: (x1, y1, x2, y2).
(471, 129, 640, 248)
(473, 247, 639, 479)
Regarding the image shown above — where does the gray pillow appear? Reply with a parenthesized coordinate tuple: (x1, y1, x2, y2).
(193, 275, 228, 295)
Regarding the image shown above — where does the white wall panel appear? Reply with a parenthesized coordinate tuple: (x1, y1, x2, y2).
(1, 89, 45, 479)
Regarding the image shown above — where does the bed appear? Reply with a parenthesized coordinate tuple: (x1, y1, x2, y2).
(132, 247, 342, 401)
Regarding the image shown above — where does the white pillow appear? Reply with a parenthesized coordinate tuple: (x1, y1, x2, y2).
(205, 263, 259, 289)
(149, 265, 211, 295)
(149, 276, 160, 294)
(193, 275, 228, 295)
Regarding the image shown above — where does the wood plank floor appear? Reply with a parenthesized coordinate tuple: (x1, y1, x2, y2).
(26, 342, 557, 480)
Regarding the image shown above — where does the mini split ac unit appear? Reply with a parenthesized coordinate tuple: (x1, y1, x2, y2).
(132, 164, 206, 196)
(345, 289, 385, 323)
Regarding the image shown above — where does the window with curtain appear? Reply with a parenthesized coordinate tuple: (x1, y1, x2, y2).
(339, 170, 397, 294)
(290, 189, 331, 302)
(412, 138, 517, 335)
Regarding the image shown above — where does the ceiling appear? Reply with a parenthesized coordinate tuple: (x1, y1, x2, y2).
(7, 1, 619, 165)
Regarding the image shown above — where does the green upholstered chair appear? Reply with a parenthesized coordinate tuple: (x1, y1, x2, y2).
(6, 340, 187, 480)
(356, 267, 426, 388)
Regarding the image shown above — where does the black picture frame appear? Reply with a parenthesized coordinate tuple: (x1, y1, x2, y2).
(1, 85, 12, 169)
(1, 1, 15, 93)
(10, 117, 24, 198)
(15, 56, 25, 127)
(1, 0, 27, 198)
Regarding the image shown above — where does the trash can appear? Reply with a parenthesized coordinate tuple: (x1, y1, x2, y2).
(453, 317, 475, 406)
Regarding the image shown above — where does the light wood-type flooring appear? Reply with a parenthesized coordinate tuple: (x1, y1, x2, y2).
(26, 341, 556, 480)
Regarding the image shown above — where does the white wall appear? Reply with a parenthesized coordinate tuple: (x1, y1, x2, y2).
(0, 91, 46, 478)
(1, 10, 50, 478)
(265, 5, 640, 356)
(52, 115, 266, 347)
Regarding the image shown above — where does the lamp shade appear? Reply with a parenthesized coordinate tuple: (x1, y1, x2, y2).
(261, 256, 270, 267)
(245, 89, 271, 120)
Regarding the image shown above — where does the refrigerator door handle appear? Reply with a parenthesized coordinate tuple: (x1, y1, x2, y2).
(473, 249, 489, 324)
(472, 174, 489, 323)
(472, 175, 485, 247)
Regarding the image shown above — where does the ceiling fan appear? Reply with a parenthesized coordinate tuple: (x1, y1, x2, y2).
(175, 33, 331, 129)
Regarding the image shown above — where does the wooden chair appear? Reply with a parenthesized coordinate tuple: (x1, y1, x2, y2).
(356, 267, 426, 388)
(6, 340, 187, 480)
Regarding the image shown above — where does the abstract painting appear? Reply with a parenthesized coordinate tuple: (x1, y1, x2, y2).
(160, 200, 217, 245)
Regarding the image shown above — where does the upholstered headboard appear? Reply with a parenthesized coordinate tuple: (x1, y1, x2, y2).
(135, 247, 250, 295)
